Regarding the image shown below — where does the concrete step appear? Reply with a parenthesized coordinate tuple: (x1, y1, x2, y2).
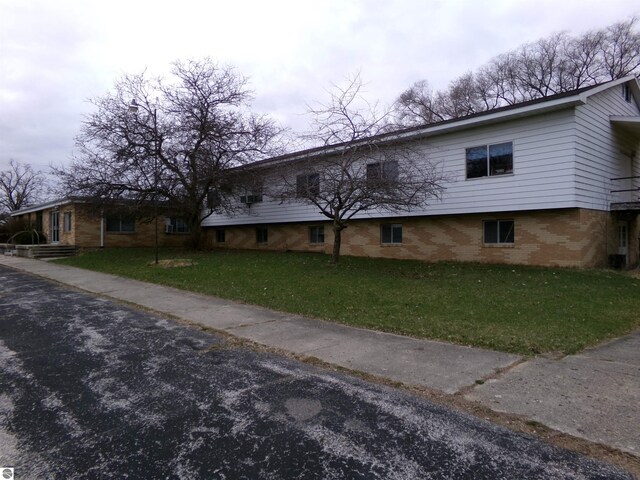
(18, 245, 78, 259)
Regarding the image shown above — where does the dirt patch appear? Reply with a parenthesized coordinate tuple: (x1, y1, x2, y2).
(149, 259, 195, 268)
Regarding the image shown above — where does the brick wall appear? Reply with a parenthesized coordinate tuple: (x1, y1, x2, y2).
(17, 203, 190, 249)
(207, 208, 626, 267)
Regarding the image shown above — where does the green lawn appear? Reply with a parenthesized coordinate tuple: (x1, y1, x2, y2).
(55, 248, 640, 355)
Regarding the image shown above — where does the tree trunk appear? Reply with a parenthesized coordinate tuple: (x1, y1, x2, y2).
(331, 221, 344, 264)
(188, 217, 202, 250)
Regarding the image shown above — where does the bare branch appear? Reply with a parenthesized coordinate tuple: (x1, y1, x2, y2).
(0, 160, 45, 213)
(278, 75, 447, 263)
(54, 58, 284, 248)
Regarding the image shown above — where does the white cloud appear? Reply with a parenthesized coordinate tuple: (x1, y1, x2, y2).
(0, 0, 638, 175)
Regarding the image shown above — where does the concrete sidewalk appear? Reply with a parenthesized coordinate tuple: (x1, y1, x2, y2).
(1, 255, 638, 457)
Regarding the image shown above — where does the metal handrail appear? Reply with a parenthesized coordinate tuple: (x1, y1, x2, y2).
(6, 229, 42, 246)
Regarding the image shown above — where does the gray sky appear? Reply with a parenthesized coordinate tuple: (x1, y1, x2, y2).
(1, 0, 638, 176)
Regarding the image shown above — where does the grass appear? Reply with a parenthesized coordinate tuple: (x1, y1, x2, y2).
(54, 248, 640, 355)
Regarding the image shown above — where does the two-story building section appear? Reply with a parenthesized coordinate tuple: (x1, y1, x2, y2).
(202, 76, 640, 268)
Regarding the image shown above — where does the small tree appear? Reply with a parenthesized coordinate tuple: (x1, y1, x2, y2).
(0, 160, 45, 215)
(55, 58, 282, 249)
(278, 75, 446, 264)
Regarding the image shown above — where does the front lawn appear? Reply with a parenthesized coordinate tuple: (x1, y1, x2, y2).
(55, 248, 640, 355)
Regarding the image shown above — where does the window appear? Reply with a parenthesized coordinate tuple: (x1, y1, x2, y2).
(309, 226, 325, 244)
(623, 84, 631, 103)
(63, 212, 72, 232)
(216, 228, 226, 243)
(381, 224, 402, 244)
(367, 160, 399, 183)
(166, 218, 189, 234)
(256, 227, 268, 244)
(466, 142, 513, 179)
(35, 211, 43, 232)
(207, 189, 221, 209)
(296, 173, 320, 197)
(483, 220, 514, 244)
(240, 182, 263, 204)
(106, 216, 135, 233)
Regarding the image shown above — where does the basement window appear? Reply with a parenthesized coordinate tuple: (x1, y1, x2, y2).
(309, 226, 325, 244)
(256, 227, 268, 244)
(381, 224, 403, 244)
(483, 220, 514, 245)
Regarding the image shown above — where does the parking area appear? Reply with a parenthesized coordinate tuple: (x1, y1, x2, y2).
(0, 266, 633, 479)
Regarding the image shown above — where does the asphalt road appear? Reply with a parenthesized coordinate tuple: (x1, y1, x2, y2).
(0, 266, 633, 479)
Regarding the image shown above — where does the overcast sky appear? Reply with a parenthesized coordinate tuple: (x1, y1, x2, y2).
(1, 0, 638, 177)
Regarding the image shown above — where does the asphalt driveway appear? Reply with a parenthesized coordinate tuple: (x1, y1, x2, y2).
(0, 266, 632, 479)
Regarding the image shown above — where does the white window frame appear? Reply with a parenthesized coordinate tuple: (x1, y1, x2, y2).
(483, 220, 515, 245)
(381, 223, 403, 245)
(63, 211, 72, 233)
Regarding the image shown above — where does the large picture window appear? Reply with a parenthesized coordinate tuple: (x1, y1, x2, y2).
(466, 142, 513, 179)
(483, 220, 514, 245)
(106, 216, 135, 233)
(166, 218, 189, 234)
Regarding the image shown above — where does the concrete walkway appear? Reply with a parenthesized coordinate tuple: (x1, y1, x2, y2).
(1, 255, 638, 457)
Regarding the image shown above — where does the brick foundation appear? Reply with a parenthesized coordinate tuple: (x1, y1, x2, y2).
(207, 208, 637, 268)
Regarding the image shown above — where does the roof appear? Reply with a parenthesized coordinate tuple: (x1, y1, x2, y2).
(248, 76, 640, 169)
(10, 197, 81, 216)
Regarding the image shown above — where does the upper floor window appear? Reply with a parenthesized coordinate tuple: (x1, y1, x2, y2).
(240, 181, 263, 204)
(296, 173, 320, 197)
(165, 218, 189, 234)
(367, 160, 399, 183)
(106, 216, 135, 233)
(466, 142, 513, 179)
(623, 84, 631, 103)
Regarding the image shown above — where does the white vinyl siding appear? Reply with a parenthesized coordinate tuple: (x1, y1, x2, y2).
(574, 86, 640, 209)
(200, 81, 639, 228)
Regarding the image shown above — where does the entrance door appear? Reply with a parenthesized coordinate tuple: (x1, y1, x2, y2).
(617, 222, 628, 265)
(50, 211, 60, 243)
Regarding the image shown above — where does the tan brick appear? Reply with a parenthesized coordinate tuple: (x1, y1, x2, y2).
(207, 209, 636, 267)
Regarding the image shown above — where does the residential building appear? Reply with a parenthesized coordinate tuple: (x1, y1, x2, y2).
(10, 198, 190, 249)
(202, 76, 640, 268)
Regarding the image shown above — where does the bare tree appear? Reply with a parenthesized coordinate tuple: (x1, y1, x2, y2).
(601, 17, 640, 79)
(0, 160, 45, 214)
(394, 16, 640, 126)
(394, 80, 447, 126)
(55, 58, 282, 248)
(278, 75, 446, 263)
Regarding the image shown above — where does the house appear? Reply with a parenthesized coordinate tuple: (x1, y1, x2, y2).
(202, 76, 640, 268)
(10, 198, 190, 250)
